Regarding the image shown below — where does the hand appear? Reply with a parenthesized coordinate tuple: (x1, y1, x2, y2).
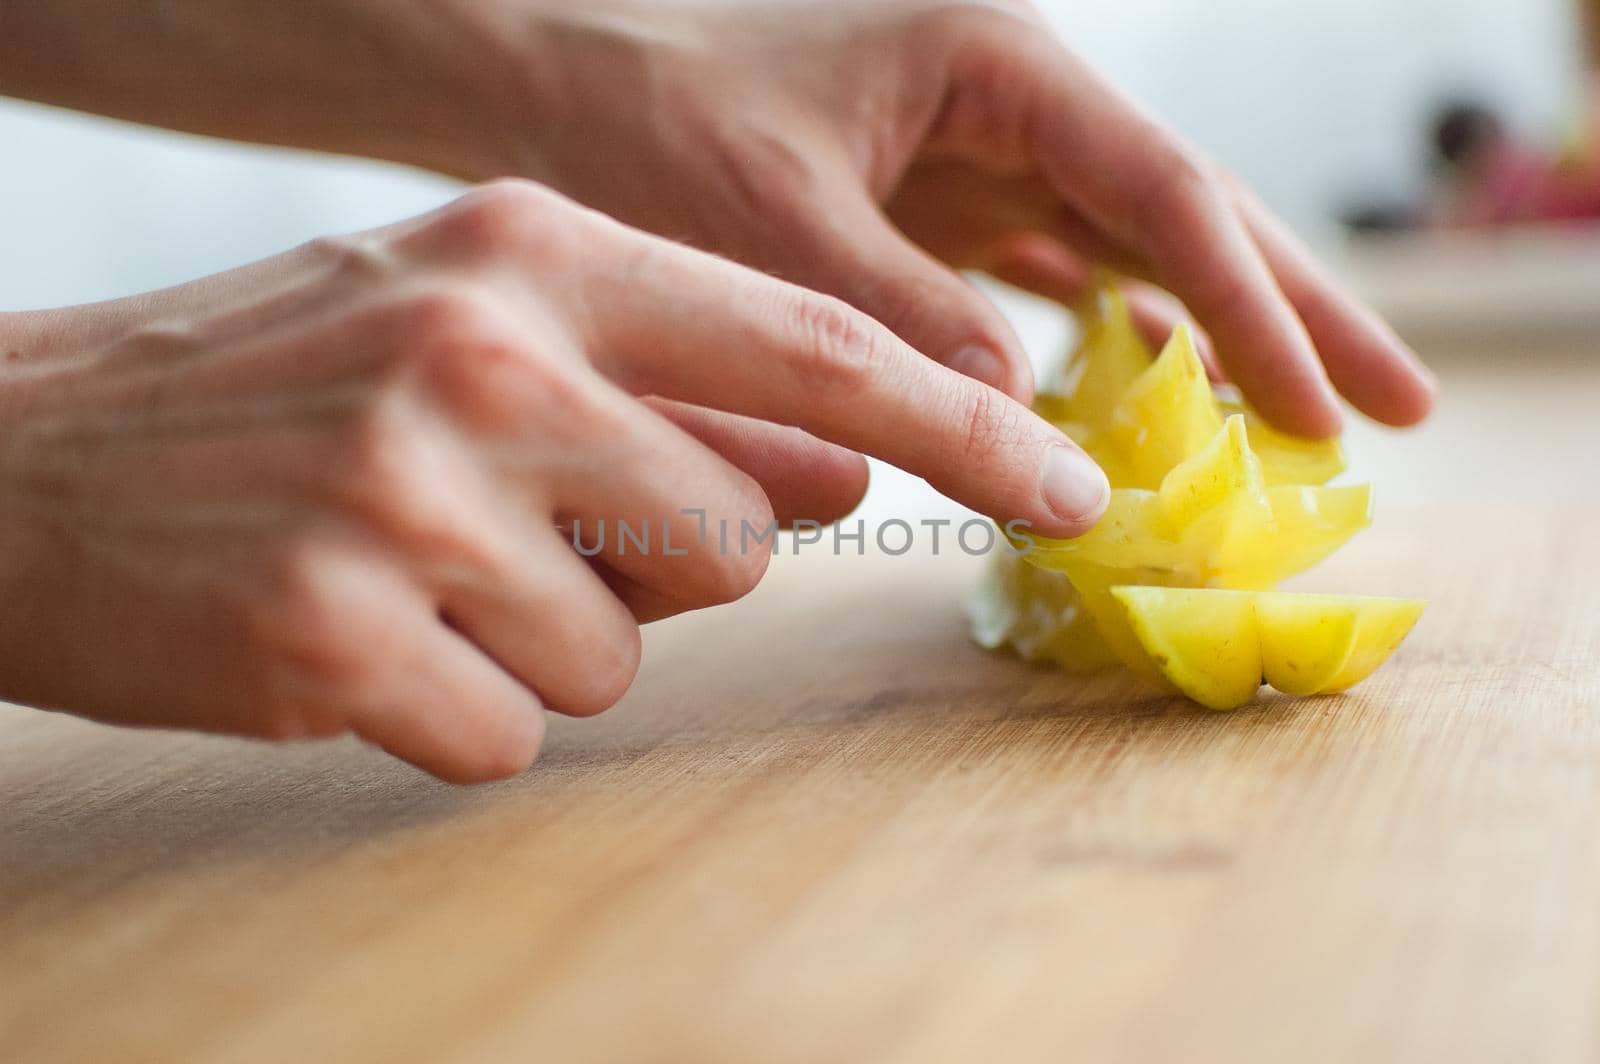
(457, 0, 1436, 434)
(0, 0, 1435, 435)
(0, 181, 1107, 782)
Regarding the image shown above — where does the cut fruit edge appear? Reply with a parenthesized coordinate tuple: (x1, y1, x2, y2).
(1109, 586, 1427, 710)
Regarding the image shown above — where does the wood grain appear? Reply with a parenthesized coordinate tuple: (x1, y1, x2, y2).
(2, 499, 1597, 1063)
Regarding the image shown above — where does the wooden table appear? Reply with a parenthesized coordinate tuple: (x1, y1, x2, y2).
(3, 354, 1598, 1063)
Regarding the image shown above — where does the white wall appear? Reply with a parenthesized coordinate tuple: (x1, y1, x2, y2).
(0, 103, 460, 310)
(1054, 0, 1579, 228)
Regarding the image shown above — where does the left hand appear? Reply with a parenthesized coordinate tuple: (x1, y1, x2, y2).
(452, 0, 1434, 436)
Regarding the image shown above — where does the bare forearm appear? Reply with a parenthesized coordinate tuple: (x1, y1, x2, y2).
(0, 0, 523, 176)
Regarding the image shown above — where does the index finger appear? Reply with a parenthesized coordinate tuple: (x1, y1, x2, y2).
(575, 231, 1110, 539)
(999, 36, 1345, 437)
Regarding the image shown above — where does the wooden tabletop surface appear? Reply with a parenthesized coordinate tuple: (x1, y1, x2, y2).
(2, 349, 1598, 1063)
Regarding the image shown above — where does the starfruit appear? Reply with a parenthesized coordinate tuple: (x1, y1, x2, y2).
(969, 285, 1423, 709)
(1110, 587, 1426, 709)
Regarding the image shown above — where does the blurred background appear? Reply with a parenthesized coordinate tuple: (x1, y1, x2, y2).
(3, 0, 1595, 514)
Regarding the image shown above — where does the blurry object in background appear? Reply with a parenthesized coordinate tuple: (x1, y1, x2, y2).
(1347, 0, 1600, 233)
(1429, 96, 1600, 225)
(1345, 96, 1600, 232)
(1340, 224, 1600, 347)
(1338, 1, 1600, 349)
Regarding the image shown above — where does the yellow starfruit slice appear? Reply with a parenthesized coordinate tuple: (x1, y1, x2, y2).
(1216, 396, 1347, 486)
(1044, 561, 1192, 680)
(1102, 325, 1223, 489)
(1157, 414, 1266, 535)
(1044, 286, 1153, 433)
(1113, 584, 1263, 707)
(1021, 416, 1368, 590)
(1109, 586, 1426, 709)
(1211, 483, 1373, 589)
(1024, 490, 1184, 573)
(1154, 414, 1277, 575)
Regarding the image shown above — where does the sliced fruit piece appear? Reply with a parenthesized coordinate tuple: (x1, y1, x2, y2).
(1158, 414, 1266, 536)
(1109, 587, 1426, 709)
(1022, 481, 1369, 591)
(1319, 597, 1428, 691)
(1024, 490, 1187, 573)
(1050, 287, 1152, 432)
(1111, 586, 1262, 709)
(1217, 397, 1347, 486)
(1031, 391, 1078, 431)
(1209, 483, 1373, 588)
(1251, 594, 1362, 695)
(1026, 417, 1359, 588)
(1106, 325, 1222, 489)
(1255, 591, 1426, 693)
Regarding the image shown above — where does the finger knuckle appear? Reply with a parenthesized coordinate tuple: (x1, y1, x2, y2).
(952, 381, 1022, 466)
(867, 272, 1013, 357)
(343, 286, 510, 401)
(366, 285, 600, 440)
(435, 179, 581, 266)
(857, 274, 940, 338)
(340, 396, 450, 528)
(377, 284, 508, 357)
(334, 398, 518, 574)
(783, 294, 890, 397)
(1139, 148, 1223, 228)
(362, 286, 532, 403)
(237, 543, 380, 697)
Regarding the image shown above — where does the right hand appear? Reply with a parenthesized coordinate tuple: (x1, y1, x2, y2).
(0, 180, 1108, 782)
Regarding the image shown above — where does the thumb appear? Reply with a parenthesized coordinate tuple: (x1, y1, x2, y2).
(778, 184, 1035, 403)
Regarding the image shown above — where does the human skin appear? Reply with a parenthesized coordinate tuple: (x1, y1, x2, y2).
(0, 1, 1436, 780)
(0, 182, 1108, 781)
(0, 0, 1436, 433)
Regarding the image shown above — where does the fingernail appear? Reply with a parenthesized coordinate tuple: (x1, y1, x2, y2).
(1040, 445, 1110, 528)
(948, 344, 1007, 391)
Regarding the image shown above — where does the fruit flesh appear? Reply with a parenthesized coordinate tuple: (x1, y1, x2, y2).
(970, 283, 1423, 707)
(1112, 586, 1263, 709)
(1110, 588, 1426, 709)
(1019, 413, 1372, 613)
(1103, 326, 1222, 490)
(1055, 290, 1346, 490)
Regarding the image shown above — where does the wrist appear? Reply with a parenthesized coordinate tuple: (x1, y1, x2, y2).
(376, 0, 569, 181)
(407, 0, 702, 186)
(0, 0, 534, 184)
(333, 0, 529, 180)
